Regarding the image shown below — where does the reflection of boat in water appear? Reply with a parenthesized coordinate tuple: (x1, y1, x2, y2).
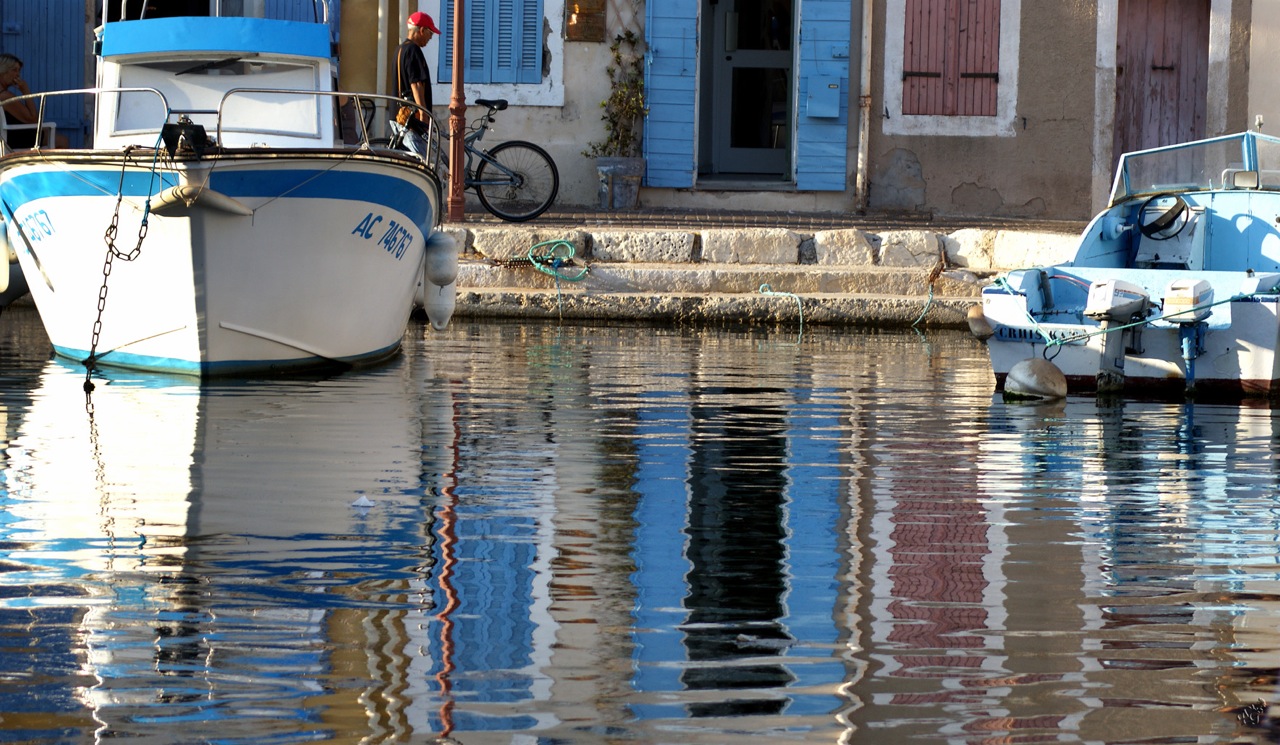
(974, 131, 1280, 399)
(0, 1, 456, 376)
(1, 356, 459, 738)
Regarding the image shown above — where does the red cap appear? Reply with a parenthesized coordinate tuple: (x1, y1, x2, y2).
(407, 11, 441, 34)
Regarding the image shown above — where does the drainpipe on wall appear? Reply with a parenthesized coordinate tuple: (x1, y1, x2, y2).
(854, 0, 873, 213)
(376, 0, 389, 128)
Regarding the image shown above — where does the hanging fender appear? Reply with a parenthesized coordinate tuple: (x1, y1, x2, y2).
(423, 231, 459, 288)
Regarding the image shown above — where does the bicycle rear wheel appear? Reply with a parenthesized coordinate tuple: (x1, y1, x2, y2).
(474, 140, 559, 222)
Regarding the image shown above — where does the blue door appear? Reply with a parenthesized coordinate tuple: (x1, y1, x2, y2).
(0, 2, 86, 146)
(643, 0, 851, 191)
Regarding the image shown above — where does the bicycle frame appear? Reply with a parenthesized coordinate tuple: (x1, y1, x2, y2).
(461, 108, 517, 190)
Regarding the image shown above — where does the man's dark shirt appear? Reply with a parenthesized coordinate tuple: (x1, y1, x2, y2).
(398, 41, 432, 110)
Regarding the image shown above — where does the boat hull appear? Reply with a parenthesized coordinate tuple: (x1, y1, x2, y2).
(981, 269, 1280, 399)
(0, 151, 441, 376)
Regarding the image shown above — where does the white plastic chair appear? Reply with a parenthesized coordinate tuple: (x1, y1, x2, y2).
(0, 106, 56, 150)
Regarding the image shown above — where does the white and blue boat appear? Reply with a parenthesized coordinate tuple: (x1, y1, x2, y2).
(975, 131, 1280, 400)
(0, 2, 455, 377)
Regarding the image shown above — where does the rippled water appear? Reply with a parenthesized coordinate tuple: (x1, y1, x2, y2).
(0, 306, 1279, 743)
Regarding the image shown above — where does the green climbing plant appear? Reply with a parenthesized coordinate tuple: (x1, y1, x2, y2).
(583, 29, 645, 159)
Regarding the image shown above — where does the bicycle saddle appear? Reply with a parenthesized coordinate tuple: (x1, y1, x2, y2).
(475, 98, 508, 111)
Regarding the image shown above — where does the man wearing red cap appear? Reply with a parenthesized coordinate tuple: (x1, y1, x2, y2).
(399, 11, 440, 120)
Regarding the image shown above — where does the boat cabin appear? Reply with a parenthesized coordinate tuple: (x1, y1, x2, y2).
(93, 3, 339, 150)
(1072, 132, 1280, 276)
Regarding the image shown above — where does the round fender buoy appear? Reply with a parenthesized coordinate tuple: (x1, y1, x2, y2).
(967, 304, 993, 340)
(1005, 358, 1067, 400)
(424, 280, 456, 331)
(423, 232, 459, 288)
(0, 218, 13, 295)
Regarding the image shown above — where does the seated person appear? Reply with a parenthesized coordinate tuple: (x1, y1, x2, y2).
(0, 53, 68, 149)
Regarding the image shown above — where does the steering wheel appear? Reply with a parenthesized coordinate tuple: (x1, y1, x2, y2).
(1137, 193, 1189, 241)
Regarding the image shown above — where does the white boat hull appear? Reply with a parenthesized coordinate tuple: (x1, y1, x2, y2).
(1, 152, 441, 376)
(981, 269, 1280, 398)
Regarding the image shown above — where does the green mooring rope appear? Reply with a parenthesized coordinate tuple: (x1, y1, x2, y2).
(528, 240, 589, 282)
(759, 284, 804, 337)
(527, 239, 589, 320)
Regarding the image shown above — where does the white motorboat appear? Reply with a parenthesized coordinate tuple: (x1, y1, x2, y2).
(0, 1, 457, 377)
(974, 131, 1280, 400)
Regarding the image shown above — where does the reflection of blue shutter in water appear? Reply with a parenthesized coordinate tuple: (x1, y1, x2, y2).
(629, 406, 694, 718)
(642, 0, 698, 188)
(795, 0, 850, 191)
(438, 0, 543, 84)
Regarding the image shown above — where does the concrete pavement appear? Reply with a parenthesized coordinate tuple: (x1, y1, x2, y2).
(442, 206, 1087, 329)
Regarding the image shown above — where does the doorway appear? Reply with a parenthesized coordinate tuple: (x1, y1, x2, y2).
(1113, 0, 1209, 157)
(699, 0, 793, 178)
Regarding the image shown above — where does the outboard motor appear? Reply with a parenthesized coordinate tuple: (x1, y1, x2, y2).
(1163, 279, 1213, 393)
(1083, 279, 1151, 392)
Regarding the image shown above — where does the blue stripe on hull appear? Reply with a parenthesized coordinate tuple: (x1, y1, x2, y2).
(55, 338, 404, 378)
(2, 167, 435, 224)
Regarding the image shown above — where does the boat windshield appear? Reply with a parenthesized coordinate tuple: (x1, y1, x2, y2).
(1111, 131, 1280, 204)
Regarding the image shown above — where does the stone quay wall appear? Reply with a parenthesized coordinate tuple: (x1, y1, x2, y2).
(441, 224, 1082, 329)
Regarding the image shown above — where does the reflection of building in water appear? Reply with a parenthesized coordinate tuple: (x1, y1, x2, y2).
(626, 332, 861, 734)
(421, 326, 865, 739)
(859, 392, 1020, 739)
(684, 380, 791, 715)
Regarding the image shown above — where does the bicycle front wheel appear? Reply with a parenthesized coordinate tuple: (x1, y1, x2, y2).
(474, 140, 559, 222)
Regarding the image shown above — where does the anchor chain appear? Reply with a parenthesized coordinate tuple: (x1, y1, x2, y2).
(84, 146, 153, 394)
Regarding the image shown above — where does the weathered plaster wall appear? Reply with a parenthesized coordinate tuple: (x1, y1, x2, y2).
(1248, 1, 1278, 132)
(869, 0, 1097, 221)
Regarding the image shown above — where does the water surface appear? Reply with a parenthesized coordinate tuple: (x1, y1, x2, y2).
(0, 307, 1276, 743)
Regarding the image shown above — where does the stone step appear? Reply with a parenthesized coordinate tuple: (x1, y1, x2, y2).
(457, 259, 986, 297)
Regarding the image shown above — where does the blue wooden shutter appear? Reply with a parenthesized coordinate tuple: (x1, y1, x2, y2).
(439, 0, 542, 84)
(6, 0, 86, 146)
(642, 0, 697, 188)
(794, 0, 851, 191)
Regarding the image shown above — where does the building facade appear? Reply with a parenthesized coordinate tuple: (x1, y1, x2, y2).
(7, 1, 1266, 220)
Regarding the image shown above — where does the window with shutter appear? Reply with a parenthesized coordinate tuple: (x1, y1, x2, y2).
(902, 0, 999, 117)
(439, 0, 543, 85)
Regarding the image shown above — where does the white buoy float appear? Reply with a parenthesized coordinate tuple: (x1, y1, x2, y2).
(423, 281, 457, 331)
(414, 232, 460, 330)
(416, 231, 459, 329)
(423, 231, 459, 287)
(967, 304, 993, 340)
(0, 218, 11, 295)
(1004, 358, 1067, 400)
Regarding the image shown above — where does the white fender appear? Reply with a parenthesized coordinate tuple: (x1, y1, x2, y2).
(423, 231, 459, 288)
(1004, 358, 1067, 400)
(0, 217, 12, 294)
(423, 280, 456, 331)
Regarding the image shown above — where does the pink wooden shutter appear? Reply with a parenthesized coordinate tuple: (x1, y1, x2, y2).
(903, 0, 946, 115)
(955, 0, 999, 116)
(903, 0, 999, 116)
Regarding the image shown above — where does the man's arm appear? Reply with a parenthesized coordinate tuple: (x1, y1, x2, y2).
(410, 81, 428, 121)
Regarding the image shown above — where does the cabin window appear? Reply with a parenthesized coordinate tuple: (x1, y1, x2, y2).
(902, 0, 1000, 117)
(437, 0, 544, 84)
(114, 59, 322, 138)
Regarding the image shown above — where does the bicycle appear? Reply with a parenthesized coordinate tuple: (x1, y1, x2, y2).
(391, 97, 559, 222)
